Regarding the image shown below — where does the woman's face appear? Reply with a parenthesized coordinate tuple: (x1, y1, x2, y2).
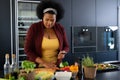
(43, 13, 56, 28)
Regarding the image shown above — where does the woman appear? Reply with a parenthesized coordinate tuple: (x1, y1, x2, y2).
(24, 0, 69, 69)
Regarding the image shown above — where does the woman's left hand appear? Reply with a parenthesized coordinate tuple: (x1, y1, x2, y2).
(57, 51, 66, 59)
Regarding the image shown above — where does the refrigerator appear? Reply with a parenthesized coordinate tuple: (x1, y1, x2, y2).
(15, 0, 40, 68)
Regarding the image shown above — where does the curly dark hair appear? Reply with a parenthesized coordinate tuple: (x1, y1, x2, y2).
(36, 0, 64, 22)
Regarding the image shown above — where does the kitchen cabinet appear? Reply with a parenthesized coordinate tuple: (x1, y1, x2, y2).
(15, 0, 40, 67)
(96, 50, 118, 63)
(71, 0, 95, 26)
(96, 0, 117, 26)
(71, 0, 117, 26)
(74, 52, 96, 62)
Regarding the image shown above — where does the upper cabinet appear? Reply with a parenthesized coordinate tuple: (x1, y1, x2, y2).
(55, 0, 71, 27)
(71, 0, 118, 26)
(96, 0, 117, 26)
(72, 0, 96, 26)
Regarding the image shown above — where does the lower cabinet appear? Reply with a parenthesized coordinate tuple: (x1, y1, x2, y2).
(73, 50, 118, 63)
(95, 50, 118, 63)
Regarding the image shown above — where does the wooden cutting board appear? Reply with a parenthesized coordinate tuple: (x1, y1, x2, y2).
(19, 68, 55, 80)
(34, 68, 56, 73)
(20, 68, 56, 73)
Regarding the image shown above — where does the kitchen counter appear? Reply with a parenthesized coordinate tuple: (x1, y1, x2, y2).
(79, 63, 120, 80)
(95, 70, 120, 80)
(73, 70, 120, 80)
(77, 61, 120, 80)
(0, 69, 120, 80)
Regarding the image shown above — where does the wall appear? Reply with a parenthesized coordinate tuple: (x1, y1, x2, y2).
(55, 0, 119, 64)
(0, 0, 119, 68)
(53, 0, 75, 64)
(0, 0, 11, 70)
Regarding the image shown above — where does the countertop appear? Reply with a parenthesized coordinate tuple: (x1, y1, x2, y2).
(0, 68, 120, 80)
(96, 70, 120, 80)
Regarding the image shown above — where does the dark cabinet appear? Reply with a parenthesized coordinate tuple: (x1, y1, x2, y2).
(96, 51, 118, 63)
(71, 0, 117, 26)
(72, 0, 95, 26)
(96, 0, 117, 26)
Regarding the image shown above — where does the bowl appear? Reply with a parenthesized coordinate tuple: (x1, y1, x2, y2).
(54, 71, 72, 80)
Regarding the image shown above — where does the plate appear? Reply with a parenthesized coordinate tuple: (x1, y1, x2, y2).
(95, 63, 119, 72)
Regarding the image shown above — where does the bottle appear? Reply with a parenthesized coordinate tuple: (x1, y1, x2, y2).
(10, 54, 18, 79)
(4, 53, 10, 79)
(77, 57, 83, 79)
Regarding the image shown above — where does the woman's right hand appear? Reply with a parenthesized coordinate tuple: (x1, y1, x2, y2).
(36, 57, 58, 69)
(42, 61, 57, 69)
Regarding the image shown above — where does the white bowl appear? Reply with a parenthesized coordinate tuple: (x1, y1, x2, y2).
(54, 71, 72, 80)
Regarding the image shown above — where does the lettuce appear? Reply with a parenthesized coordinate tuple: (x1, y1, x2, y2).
(21, 60, 36, 73)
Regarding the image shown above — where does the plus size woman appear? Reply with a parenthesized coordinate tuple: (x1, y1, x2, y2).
(24, 0, 69, 69)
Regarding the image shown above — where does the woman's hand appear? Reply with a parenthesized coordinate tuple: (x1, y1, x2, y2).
(42, 61, 57, 68)
(57, 50, 67, 59)
(36, 57, 58, 69)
